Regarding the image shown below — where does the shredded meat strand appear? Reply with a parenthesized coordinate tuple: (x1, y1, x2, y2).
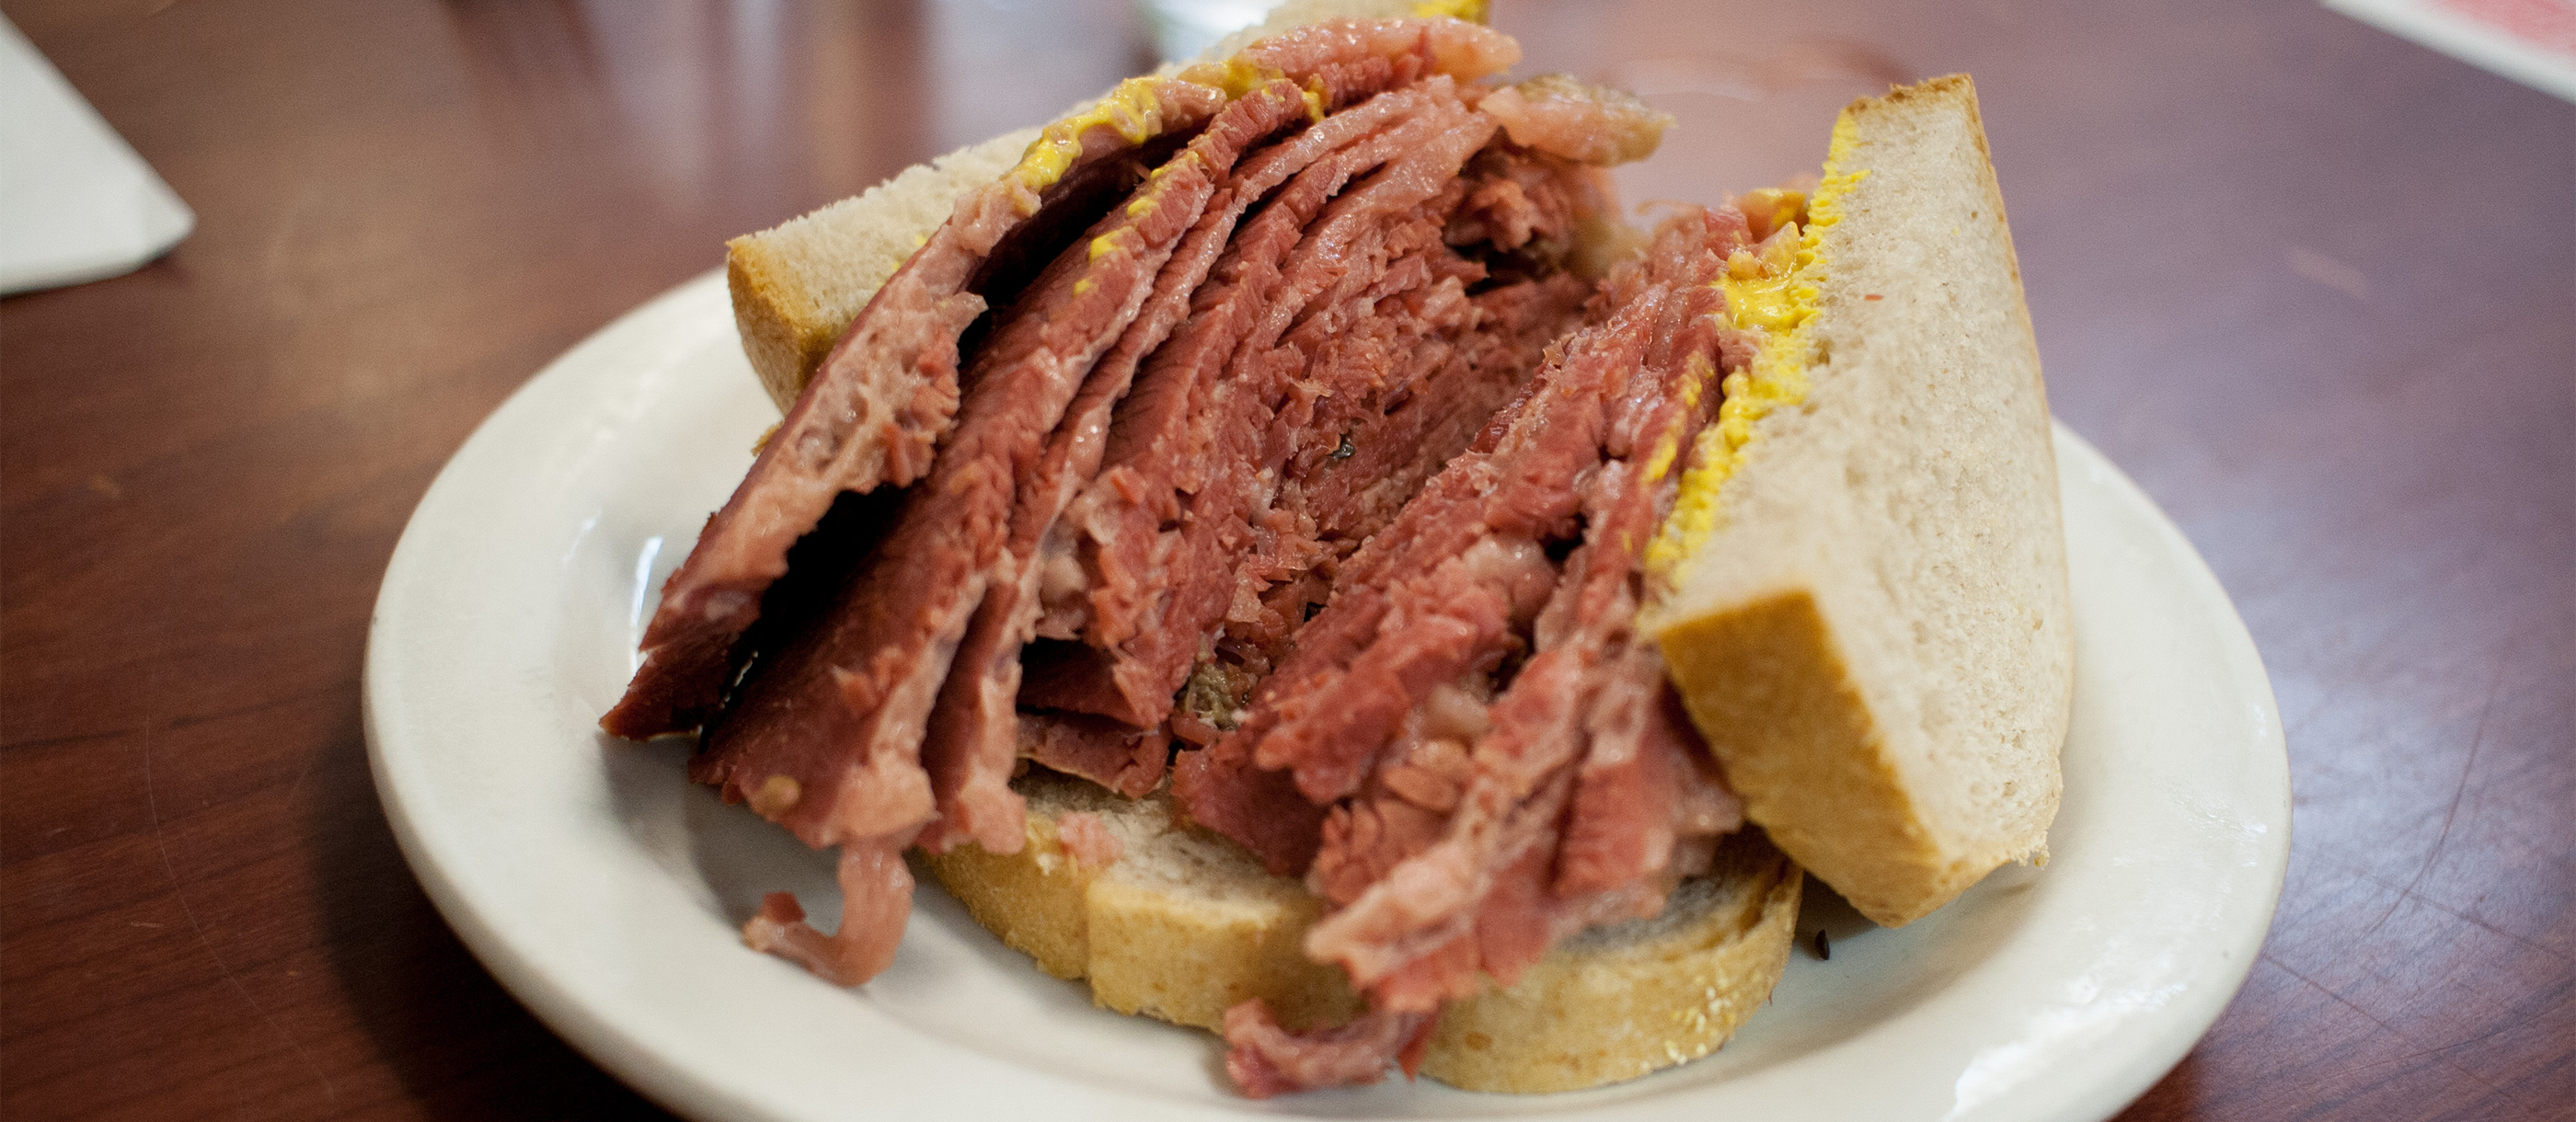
(1220, 1000, 1437, 1099)
(738, 840, 916, 986)
(1055, 811, 1124, 871)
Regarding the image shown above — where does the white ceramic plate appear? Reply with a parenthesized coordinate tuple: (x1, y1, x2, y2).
(365, 270, 2290, 1122)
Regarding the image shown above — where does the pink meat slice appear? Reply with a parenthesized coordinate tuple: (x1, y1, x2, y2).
(919, 80, 1464, 843)
(691, 28, 1538, 980)
(1232, 16, 1520, 107)
(1169, 307, 1593, 878)
(909, 80, 1317, 854)
(1064, 209, 1486, 727)
(1207, 247, 1487, 647)
(1475, 74, 1673, 167)
(604, 14, 1524, 743)
(601, 77, 1228, 740)
(1219, 246, 1591, 668)
(1011, 102, 1587, 811)
(1307, 682, 1487, 906)
(691, 81, 1282, 846)
(1044, 84, 1483, 660)
(1305, 218, 1742, 998)
(1018, 712, 1170, 798)
(1190, 210, 1762, 1091)
(1053, 83, 1466, 544)
(1555, 645, 1742, 899)
(1170, 455, 1515, 876)
(1252, 536, 1558, 805)
(683, 86, 1316, 989)
(1348, 485, 1698, 1006)
(1024, 85, 1501, 727)
(1272, 272, 1591, 551)
(1443, 144, 1605, 258)
(1195, 295, 1657, 850)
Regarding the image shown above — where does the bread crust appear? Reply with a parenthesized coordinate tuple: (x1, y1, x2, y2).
(1655, 590, 1973, 924)
(918, 775, 1800, 1093)
(1646, 75, 2072, 927)
(726, 129, 1039, 412)
(1417, 836, 1800, 1093)
(722, 0, 1439, 413)
(919, 777, 1363, 1033)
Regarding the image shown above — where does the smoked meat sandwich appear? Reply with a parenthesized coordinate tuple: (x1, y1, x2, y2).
(602, 0, 2071, 1097)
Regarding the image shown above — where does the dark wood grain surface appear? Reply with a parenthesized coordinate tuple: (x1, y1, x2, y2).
(2, 1, 2567, 1118)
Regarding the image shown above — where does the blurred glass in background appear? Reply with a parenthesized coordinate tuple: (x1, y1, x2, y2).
(1126, 1, 1907, 207)
(1136, 0, 1287, 62)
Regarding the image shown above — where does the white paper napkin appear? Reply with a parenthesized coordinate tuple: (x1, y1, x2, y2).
(2326, 0, 2576, 103)
(0, 14, 195, 295)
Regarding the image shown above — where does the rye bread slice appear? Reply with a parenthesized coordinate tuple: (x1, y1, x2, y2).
(917, 769, 1801, 1093)
(1644, 75, 2072, 927)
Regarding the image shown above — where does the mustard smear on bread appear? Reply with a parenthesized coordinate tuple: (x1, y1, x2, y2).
(1647, 115, 1869, 576)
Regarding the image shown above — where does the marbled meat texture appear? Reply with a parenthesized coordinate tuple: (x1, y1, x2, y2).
(603, 77, 1228, 741)
(1181, 210, 1760, 1092)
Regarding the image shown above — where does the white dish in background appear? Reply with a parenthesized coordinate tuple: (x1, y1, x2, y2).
(365, 270, 2289, 1122)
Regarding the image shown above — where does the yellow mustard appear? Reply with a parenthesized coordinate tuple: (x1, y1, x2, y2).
(1179, 58, 1329, 120)
(1187, 57, 1284, 100)
(1008, 0, 1490, 196)
(1413, 0, 1489, 19)
(1646, 114, 1869, 576)
(1008, 77, 1177, 193)
(1013, 61, 1332, 200)
(1641, 351, 1718, 484)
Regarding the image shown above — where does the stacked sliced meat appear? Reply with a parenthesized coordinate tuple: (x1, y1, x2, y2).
(604, 17, 1675, 992)
(605, 14, 1761, 1094)
(601, 72, 1225, 742)
(1175, 210, 1759, 1096)
(1016, 85, 1592, 733)
(700, 76, 1328, 984)
(606, 17, 1522, 745)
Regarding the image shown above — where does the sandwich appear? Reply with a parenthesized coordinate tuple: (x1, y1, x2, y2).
(603, 0, 2072, 1097)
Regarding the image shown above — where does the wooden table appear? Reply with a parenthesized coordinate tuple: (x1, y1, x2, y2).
(3, 1, 2567, 1117)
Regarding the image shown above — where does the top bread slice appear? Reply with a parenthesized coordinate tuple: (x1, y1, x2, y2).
(726, 0, 1442, 412)
(1642, 75, 2071, 927)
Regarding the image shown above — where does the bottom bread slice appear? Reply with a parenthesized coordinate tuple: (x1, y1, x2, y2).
(916, 769, 1802, 1094)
